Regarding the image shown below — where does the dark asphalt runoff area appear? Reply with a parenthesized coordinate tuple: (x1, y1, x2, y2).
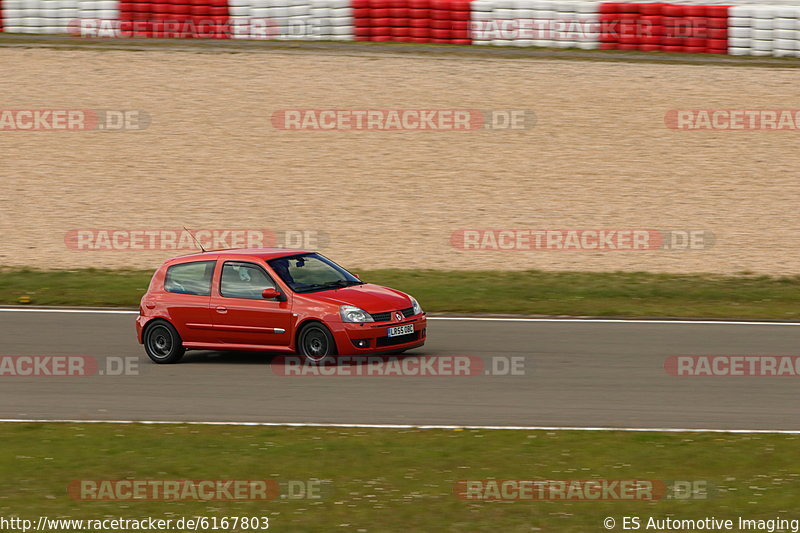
(0, 311, 798, 430)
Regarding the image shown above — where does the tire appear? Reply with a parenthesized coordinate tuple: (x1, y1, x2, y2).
(297, 322, 337, 363)
(143, 320, 186, 364)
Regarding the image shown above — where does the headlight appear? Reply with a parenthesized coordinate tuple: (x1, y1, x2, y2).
(411, 297, 423, 315)
(340, 305, 374, 323)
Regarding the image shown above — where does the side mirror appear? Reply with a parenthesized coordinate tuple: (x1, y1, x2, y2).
(353, 273, 360, 279)
(262, 288, 281, 299)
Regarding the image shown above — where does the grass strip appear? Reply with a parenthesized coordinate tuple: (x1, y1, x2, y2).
(2, 267, 800, 319)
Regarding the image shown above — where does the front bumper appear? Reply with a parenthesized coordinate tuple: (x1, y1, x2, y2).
(329, 314, 427, 355)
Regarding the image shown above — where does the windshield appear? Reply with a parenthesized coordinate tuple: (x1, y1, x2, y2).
(268, 253, 363, 293)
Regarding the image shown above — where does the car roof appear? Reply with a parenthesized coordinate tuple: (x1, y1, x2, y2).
(169, 248, 314, 263)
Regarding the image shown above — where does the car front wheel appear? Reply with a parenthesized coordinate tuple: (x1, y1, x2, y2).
(143, 320, 186, 364)
(297, 322, 336, 363)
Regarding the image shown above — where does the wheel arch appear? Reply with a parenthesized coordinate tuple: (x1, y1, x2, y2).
(294, 318, 338, 354)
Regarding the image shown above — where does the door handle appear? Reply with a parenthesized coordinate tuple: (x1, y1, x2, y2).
(215, 306, 228, 314)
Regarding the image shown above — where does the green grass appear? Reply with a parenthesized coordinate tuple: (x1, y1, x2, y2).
(0, 34, 798, 68)
(1, 423, 799, 531)
(3, 267, 800, 319)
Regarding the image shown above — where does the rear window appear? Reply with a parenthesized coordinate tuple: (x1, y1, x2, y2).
(164, 260, 215, 296)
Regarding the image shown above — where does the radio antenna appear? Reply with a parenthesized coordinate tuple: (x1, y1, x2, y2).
(183, 226, 207, 252)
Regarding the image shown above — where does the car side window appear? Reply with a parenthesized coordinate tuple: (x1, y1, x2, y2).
(164, 260, 215, 296)
(220, 262, 277, 300)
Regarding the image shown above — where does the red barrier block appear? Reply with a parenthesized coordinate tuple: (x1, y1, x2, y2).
(707, 17, 727, 29)
(661, 4, 684, 16)
(371, 27, 391, 40)
(599, 42, 619, 49)
(640, 15, 663, 25)
(708, 28, 726, 39)
(638, 3, 664, 15)
(639, 43, 661, 51)
(707, 38, 727, 49)
(683, 5, 706, 16)
(706, 5, 728, 18)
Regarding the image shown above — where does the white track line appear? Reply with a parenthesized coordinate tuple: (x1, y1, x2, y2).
(0, 307, 798, 326)
(0, 419, 799, 434)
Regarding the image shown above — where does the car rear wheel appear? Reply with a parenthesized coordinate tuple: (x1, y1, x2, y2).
(298, 322, 336, 363)
(144, 320, 185, 364)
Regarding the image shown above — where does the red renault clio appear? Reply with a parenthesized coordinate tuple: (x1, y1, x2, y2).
(136, 249, 426, 364)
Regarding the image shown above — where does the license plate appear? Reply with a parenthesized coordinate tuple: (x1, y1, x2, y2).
(387, 324, 414, 337)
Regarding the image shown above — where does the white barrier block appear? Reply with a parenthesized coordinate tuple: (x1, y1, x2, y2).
(751, 28, 773, 40)
(728, 37, 753, 48)
(729, 26, 751, 38)
(728, 5, 752, 18)
(752, 18, 774, 30)
(752, 39, 774, 51)
(773, 28, 797, 39)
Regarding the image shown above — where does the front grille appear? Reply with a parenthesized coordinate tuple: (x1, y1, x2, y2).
(376, 331, 420, 347)
(370, 307, 415, 322)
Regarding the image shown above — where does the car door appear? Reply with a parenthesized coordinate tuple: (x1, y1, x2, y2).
(157, 259, 216, 344)
(210, 260, 293, 347)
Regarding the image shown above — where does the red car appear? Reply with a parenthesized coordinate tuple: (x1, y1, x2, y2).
(136, 249, 426, 364)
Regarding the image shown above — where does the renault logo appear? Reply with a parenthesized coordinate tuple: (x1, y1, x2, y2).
(394, 311, 403, 322)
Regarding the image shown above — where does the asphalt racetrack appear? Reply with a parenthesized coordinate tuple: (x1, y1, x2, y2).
(1, 310, 798, 430)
